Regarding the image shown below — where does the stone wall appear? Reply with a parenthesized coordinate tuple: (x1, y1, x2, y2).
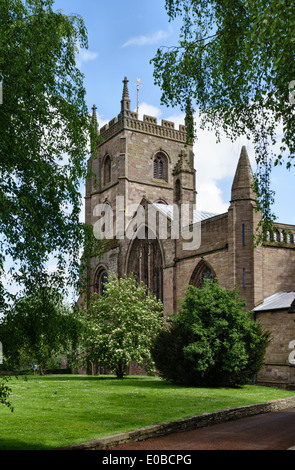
(255, 308, 295, 389)
(262, 246, 295, 300)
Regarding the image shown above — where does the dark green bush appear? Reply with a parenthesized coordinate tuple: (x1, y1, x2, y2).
(152, 281, 270, 387)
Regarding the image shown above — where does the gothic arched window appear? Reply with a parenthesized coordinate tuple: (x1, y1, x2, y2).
(127, 227, 163, 302)
(104, 155, 111, 185)
(95, 267, 108, 295)
(153, 153, 168, 181)
(190, 260, 215, 289)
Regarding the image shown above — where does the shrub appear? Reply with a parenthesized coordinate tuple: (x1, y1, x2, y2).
(152, 280, 270, 387)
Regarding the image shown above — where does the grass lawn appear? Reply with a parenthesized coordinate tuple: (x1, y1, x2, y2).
(0, 374, 294, 450)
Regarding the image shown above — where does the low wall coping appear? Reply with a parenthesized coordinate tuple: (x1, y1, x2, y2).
(57, 395, 295, 450)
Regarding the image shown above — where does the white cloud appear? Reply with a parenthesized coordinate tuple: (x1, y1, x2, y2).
(97, 114, 109, 129)
(76, 49, 99, 67)
(165, 111, 255, 214)
(197, 181, 228, 214)
(136, 102, 163, 121)
(121, 27, 172, 48)
(195, 128, 255, 213)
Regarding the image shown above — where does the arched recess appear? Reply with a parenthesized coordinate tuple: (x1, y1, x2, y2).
(94, 265, 109, 295)
(189, 259, 216, 288)
(126, 226, 164, 302)
(174, 179, 181, 203)
(103, 154, 112, 185)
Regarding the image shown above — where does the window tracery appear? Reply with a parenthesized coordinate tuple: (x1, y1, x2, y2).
(190, 260, 215, 289)
(127, 227, 163, 302)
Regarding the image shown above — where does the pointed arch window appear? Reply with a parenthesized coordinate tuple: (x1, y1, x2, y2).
(104, 155, 111, 185)
(95, 267, 109, 295)
(153, 153, 168, 181)
(127, 227, 163, 302)
(190, 260, 215, 289)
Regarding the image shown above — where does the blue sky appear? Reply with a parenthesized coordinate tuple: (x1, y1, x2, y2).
(53, 0, 295, 224)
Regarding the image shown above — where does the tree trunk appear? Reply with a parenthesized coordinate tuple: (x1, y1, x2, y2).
(116, 362, 124, 379)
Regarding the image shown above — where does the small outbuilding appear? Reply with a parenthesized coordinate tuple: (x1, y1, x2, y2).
(253, 292, 295, 390)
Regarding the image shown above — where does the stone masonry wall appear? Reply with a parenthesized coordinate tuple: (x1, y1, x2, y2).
(255, 309, 295, 389)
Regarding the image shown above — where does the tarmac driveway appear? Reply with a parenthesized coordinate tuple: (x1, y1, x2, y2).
(108, 407, 295, 450)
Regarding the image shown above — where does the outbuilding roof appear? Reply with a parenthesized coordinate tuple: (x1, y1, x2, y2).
(253, 292, 295, 312)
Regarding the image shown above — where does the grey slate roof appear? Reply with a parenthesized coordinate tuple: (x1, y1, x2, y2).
(153, 203, 218, 224)
(253, 292, 295, 312)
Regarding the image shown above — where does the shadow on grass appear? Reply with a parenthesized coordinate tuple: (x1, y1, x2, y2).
(39, 374, 167, 384)
(0, 438, 54, 451)
(28, 374, 231, 392)
(27, 374, 185, 390)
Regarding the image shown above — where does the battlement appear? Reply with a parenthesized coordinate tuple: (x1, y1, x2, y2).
(96, 76, 189, 145)
(99, 112, 188, 144)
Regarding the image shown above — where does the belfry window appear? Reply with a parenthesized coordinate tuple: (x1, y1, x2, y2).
(153, 153, 168, 181)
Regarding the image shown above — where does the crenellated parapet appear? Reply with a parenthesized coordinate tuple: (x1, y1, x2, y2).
(98, 76, 188, 145)
(99, 112, 188, 144)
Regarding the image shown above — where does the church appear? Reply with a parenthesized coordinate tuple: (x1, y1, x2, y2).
(85, 77, 295, 389)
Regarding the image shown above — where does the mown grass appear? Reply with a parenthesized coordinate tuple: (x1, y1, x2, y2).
(0, 374, 294, 450)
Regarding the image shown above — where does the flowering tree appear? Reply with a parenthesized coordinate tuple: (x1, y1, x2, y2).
(80, 275, 164, 378)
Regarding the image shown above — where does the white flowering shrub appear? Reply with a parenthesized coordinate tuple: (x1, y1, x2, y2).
(81, 274, 164, 378)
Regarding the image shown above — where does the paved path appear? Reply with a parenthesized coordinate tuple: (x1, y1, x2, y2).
(108, 408, 295, 450)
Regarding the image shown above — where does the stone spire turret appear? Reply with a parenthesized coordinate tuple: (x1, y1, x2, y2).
(121, 76, 131, 114)
(231, 146, 256, 202)
(91, 104, 98, 132)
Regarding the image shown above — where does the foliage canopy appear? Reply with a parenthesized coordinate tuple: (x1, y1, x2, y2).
(152, 0, 295, 229)
(0, 0, 100, 308)
(0, 288, 82, 375)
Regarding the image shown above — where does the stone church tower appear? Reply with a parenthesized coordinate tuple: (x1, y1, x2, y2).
(85, 77, 295, 387)
(85, 76, 196, 309)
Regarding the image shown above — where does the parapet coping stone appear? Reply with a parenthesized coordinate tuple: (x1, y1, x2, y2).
(57, 395, 295, 450)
